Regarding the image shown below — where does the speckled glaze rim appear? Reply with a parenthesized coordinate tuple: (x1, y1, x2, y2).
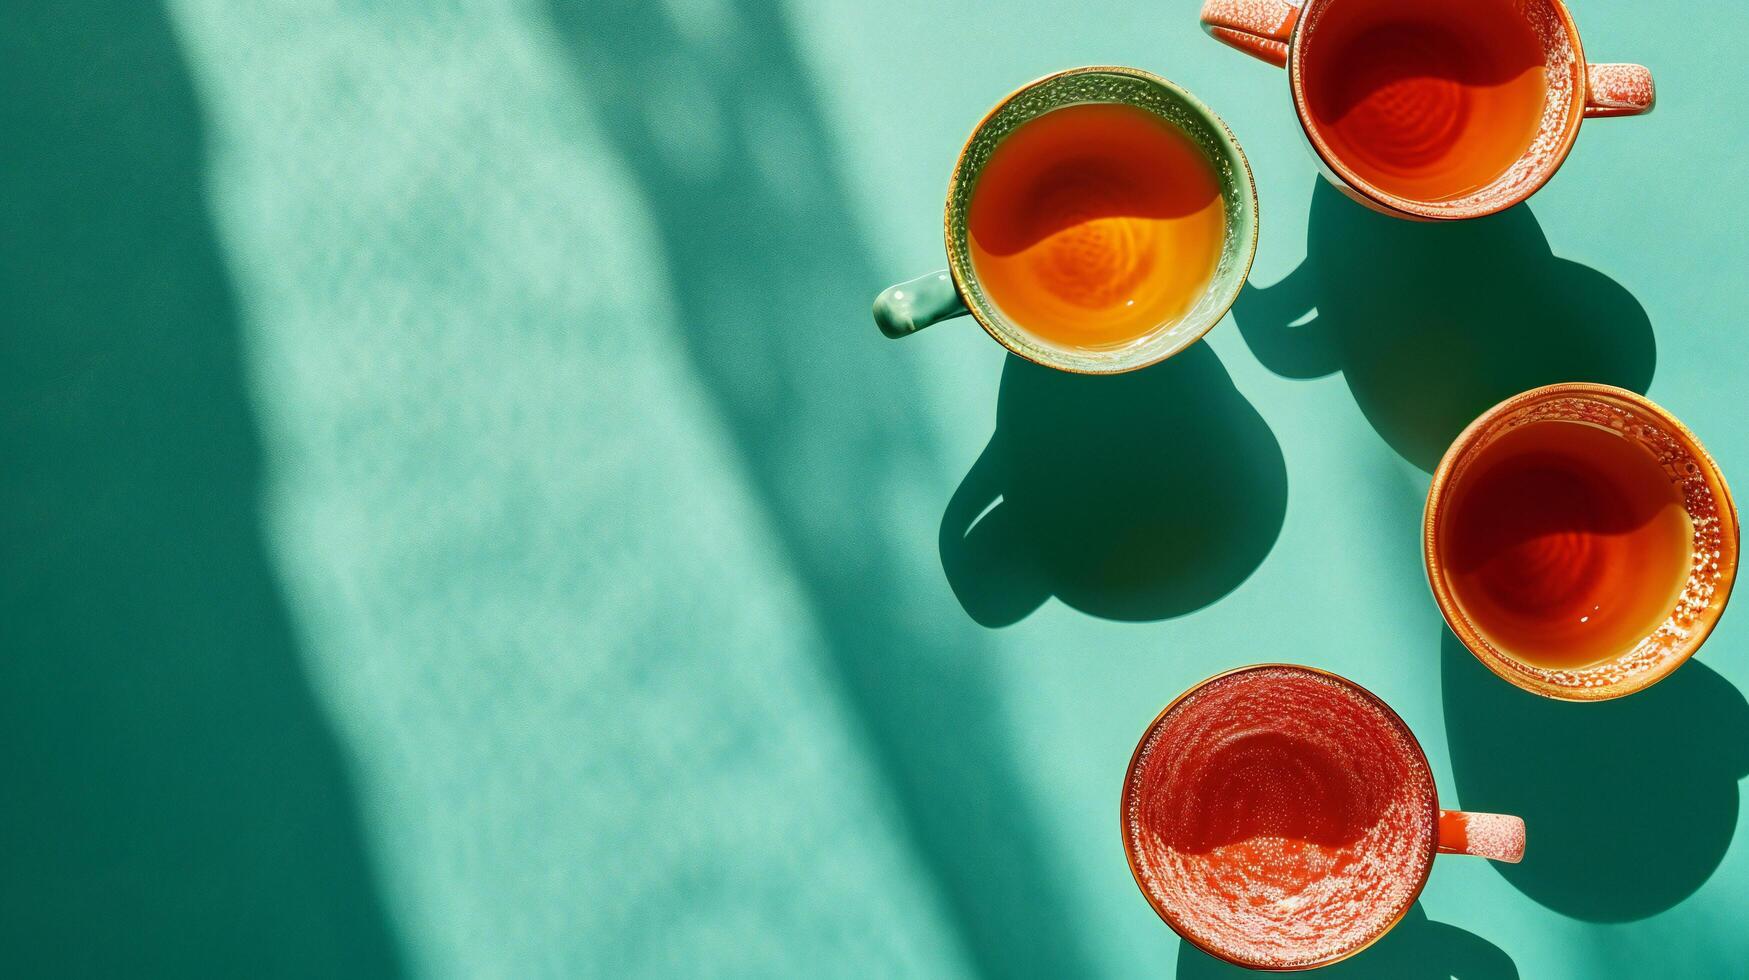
(1286, 0, 1588, 221)
(1425, 383, 1741, 702)
(943, 66, 1260, 375)
(1119, 664, 1440, 972)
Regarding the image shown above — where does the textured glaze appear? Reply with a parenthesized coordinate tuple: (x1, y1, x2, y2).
(1200, 0, 1655, 219)
(1427, 385, 1740, 700)
(1123, 667, 1437, 970)
(1587, 63, 1657, 118)
(1437, 810, 1526, 864)
(1200, 0, 1299, 67)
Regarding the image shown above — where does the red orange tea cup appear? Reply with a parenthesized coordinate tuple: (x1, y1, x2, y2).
(1200, 0, 1654, 219)
(1426, 384, 1740, 700)
(1122, 665, 1524, 970)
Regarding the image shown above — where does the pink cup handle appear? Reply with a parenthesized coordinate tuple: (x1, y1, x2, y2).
(1200, 0, 1301, 68)
(1586, 63, 1656, 118)
(1438, 809, 1526, 864)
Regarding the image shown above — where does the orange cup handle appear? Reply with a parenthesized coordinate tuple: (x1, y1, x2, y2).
(1437, 809, 1526, 864)
(1586, 63, 1656, 118)
(1199, 0, 1301, 68)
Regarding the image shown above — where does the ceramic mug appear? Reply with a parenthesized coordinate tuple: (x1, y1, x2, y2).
(1199, 0, 1655, 220)
(1122, 664, 1524, 971)
(1426, 384, 1740, 701)
(871, 66, 1258, 375)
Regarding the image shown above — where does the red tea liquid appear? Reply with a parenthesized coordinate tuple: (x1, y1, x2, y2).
(1440, 420, 1693, 671)
(967, 102, 1225, 351)
(1124, 667, 1434, 969)
(1301, 0, 1553, 202)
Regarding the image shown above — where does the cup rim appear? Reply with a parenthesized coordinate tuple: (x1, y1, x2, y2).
(1424, 382, 1742, 701)
(942, 65, 1260, 375)
(1119, 663, 1440, 972)
(1285, 0, 1588, 221)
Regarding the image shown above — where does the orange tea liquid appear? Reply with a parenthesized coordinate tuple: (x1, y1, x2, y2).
(1441, 420, 1693, 671)
(1302, 0, 1551, 202)
(1125, 667, 1434, 969)
(967, 102, 1225, 351)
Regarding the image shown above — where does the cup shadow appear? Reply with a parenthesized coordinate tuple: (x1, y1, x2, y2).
(940, 344, 1287, 625)
(1232, 180, 1655, 472)
(1173, 903, 1519, 979)
(1441, 630, 1749, 921)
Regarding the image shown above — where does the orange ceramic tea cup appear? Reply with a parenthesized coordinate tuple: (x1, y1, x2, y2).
(1426, 384, 1740, 701)
(1122, 665, 1524, 971)
(1199, 0, 1654, 219)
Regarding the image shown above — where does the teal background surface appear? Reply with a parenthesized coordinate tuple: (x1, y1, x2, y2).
(3, 1, 1746, 976)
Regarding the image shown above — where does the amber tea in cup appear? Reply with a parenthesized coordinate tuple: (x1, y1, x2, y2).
(966, 102, 1227, 351)
(1427, 384, 1739, 700)
(1441, 416, 1690, 670)
(1300, 0, 1551, 204)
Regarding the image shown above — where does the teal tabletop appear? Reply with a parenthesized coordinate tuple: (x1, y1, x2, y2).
(4, 2, 1745, 977)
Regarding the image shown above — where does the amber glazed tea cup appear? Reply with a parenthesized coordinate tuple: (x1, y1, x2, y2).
(1426, 384, 1739, 701)
(871, 66, 1258, 375)
(1122, 665, 1524, 971)
(1199, 0, 1655, 219)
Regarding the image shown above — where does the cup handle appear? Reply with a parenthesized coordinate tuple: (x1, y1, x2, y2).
(1437, 809, 1526, 864)
(1586, 63, 1656, 118)
(873, 271, 971, 339)
(1200, 0, 1301, 68)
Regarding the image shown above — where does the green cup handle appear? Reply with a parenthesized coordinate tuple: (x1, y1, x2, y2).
(873, 271, 971, 339)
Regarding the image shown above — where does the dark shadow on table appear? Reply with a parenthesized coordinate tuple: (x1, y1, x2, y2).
(0, 3, 402, 976)
(1175, 903, 1518, 979)
(1441, 630, 1749, 921)
(1232, 180, 1655, 472)
(547, 0, 1093, 974)
(941, 345, 1287, 625)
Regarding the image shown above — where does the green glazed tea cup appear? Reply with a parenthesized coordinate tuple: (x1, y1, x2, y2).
(871, 65, 1259, 375)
